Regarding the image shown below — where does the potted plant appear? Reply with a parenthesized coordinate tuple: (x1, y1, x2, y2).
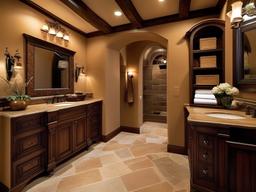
(0, 76, 33, 110)
(212, 83, 239, 108)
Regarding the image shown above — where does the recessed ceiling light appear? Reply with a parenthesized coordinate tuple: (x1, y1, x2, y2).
(114, 11, 122, 16)
(158, 0, 165, 2)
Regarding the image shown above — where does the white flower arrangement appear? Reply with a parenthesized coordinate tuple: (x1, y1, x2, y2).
(212, 83, 239, 96)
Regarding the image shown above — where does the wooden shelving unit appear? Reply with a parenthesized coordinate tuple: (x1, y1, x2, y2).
(186, 19, 225, 107)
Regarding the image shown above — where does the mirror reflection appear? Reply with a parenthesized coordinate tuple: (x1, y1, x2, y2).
(34, 47, 69, 89)
(243, 30, 256, 79)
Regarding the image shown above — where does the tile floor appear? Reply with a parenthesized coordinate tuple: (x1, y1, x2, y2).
(24, 122, 190, 192)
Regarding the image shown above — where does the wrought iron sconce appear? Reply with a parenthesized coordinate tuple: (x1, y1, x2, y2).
(75, 65, 86, 82)
(126, 71, 134, 104)
(4, 48, 22, 81)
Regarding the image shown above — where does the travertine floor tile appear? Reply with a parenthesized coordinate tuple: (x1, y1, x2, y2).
(121, 168, 162, 191)
(73, 178, 127, 192)
(74, 158, 102, 173)
(133, 182, 173, 192)
(101, 162, 132, 179)
(57, 169, 102, 192)
(25, 122, 190, 192)
(130, 143, 166, 156)
(115, 148, 133, 159)
(125, 157, 154, 171)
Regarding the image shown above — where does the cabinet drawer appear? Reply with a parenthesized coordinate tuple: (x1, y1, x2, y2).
(198, 163, 215, 182)
(198, 149, 213, 164)
(13, 152, 46, 185)
(14, 132, 46, 159)
(12, 113, 46, 135)
(58, 106, 86, 122)
(198, 134, 214, 149)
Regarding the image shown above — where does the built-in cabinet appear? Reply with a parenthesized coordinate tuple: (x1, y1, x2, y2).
(188, 122, 256, 192)
(186, 19, 225, 107)
(8, 101, 102, 192)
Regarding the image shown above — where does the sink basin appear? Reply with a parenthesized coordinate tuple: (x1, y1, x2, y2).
(206, 112, 246, 120)
(54, 103, 73, 107)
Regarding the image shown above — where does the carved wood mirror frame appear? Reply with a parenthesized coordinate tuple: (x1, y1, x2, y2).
(233, 18, 256, 92)
(24, 34, 75, 97)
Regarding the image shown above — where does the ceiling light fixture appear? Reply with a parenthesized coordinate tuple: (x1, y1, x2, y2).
(114, 11, 122, 16)
(158, 0, 165, 2)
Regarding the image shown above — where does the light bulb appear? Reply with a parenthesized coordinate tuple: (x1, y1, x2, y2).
(63, 34, 70, 41)
(114, 11, 122, 16)
(48, 27, 56, 35)
(41, 24, 49, 32)
(56, 31, 64, 38)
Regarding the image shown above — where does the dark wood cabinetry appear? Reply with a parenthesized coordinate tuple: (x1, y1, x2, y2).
(188, 122, 256, 192)
(8, 101, 102, 192)
(11, 113, 47, 192)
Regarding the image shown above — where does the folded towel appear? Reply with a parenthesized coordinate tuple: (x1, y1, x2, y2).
(195, 89, 212, 94)
(194, 98, 217, 105)
(194, 94, 216, 100)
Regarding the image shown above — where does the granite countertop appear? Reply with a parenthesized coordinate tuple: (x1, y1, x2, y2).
(0, 98, 103, 118)
(186, 106, 256, 129)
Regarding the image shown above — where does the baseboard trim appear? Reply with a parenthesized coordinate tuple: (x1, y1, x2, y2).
(102, 127, 122, 142)
(0, 182, 9, 192)
(167, 144, 187, 155)
(102, 126, 140, 142)
(120, 126, 140, 134)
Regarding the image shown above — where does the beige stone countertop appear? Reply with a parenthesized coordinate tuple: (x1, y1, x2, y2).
(0, 98, 103, 118)
(186, 106, 256, 129)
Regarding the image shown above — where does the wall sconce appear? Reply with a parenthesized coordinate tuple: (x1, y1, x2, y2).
(127, 71, 134, 78)
(41, 21, 70, 41)
(228, 1, 256, 28)
(75, 65, 86, 82)
(4, 48, 22, 80)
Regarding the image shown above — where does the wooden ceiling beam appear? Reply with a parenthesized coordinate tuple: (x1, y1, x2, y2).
(20, 0, 88, 37)
(143, 7, 218, 27)
(179, 0, 191, 18)
(115, 0, 143, 28)
(60, 0, 112, 33)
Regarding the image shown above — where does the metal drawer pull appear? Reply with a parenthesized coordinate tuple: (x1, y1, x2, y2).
(202, 153, 208, 159)
(203, 139, 209, 145)
(202, 169, 208, 175)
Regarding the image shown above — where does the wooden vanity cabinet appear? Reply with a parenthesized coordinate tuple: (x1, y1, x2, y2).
(87, 102, 102, 145)
(11, 113, 47, 192)
(47, 101, 102, 172)
(189, 123, 256, 192)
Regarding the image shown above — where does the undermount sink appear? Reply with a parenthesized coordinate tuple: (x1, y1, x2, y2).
(53, 103, 73, 107)
(206, 112, 246, 120)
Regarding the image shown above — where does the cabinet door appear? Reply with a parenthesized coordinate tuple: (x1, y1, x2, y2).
(56, 121, 73, 162)
(73, 117, 87, 152)
(227, 141, 256, 192)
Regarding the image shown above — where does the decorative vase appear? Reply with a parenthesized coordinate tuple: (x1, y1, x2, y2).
(9, 100, 28, 111)
(220, 96, 233, 109)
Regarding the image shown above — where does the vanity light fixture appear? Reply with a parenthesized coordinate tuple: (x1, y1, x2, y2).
(228, 1, 256, 28)
(75, 65, 86, 82)
(114, 11, 122, 16)
(41, 21, 70, 41)
(158, 0, 165, 2)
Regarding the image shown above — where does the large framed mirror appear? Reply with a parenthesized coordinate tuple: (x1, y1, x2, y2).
(233, 18, 256, 92)
(24, 34, 75, 97)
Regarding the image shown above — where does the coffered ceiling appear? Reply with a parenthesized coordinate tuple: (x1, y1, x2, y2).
(21, 0, 226, 38)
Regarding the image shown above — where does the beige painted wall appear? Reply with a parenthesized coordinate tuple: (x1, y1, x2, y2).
(87, 16, 213, 145)
(0, 0, 87, 96)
